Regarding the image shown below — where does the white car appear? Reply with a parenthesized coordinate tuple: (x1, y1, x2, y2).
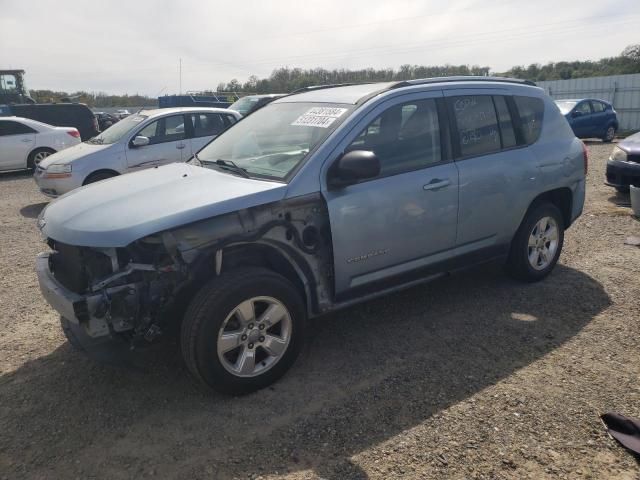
(34, 107, 241, 197)
(0, 117, 81, 172)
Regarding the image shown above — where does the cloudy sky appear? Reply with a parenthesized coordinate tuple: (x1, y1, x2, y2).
(1, 0, 639, 96)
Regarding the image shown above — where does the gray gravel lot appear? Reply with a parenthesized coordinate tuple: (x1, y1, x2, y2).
(0, 142, 639, 479)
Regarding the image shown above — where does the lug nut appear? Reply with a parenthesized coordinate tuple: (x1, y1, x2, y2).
(241, 334, 247, 341)
(259, 336, 265, 342)
(248, 343, 254, 349)
(259, 324, 265, 330)
(248, 323, 254, 329)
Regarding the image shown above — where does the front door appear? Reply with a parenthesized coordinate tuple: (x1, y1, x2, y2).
(125, 114, 187, 170)
(322, 93, 459, 296)
(0, 119, 36, 170)
(571, 101, 593, 137)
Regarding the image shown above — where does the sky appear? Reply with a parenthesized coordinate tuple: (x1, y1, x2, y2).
(1, 0, 639, 96)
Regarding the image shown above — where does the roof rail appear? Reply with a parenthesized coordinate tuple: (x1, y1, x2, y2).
(290, 83, 371, 94)
(390, 76, 537, 89)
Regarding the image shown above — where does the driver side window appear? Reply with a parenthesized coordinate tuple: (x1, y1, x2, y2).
(136, 115, 186, 145)
(575, 102, 592, 115)
(346, 99, 441, 178)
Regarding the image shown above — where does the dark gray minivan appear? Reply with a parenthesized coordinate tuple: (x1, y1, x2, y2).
(36, 77, 586, 394)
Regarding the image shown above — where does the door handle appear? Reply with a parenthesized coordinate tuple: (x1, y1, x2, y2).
(423, 179, 450, 191)
(176, 144, 186, 150)
(22, 138, 33, 143)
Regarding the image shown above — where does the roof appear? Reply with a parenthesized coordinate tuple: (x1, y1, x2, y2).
(275, 76, 537, 105)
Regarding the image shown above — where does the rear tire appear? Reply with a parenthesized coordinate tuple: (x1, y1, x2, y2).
(603, 125, 616, 143)
(84, 170, 118, 185)
(27, 147, 56, 170)
(181, 268, 306, 395)
(615, 186, 629, 193)
(506, 203, 565, 282)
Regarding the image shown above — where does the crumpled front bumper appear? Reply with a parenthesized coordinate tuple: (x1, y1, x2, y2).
(36, 252, 132, 339)
(36, 252, 144, 361)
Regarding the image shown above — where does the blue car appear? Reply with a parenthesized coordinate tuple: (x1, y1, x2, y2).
(36, 77, 586, 394)
(555, 98, 618, 142)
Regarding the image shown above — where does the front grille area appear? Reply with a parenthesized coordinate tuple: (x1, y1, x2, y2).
(49, 242, 113, 294)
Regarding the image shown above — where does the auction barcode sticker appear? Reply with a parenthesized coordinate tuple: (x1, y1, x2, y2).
(291, 107, 348, 128)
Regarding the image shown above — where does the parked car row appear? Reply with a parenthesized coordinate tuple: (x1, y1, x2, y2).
(35, 77, 588, 394)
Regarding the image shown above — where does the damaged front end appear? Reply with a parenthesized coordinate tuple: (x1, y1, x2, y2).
(36, 193, 334, 353)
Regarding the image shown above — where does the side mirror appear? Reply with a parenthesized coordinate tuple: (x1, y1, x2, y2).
(328, 150, 380, 189)
(132, 135, 150, 147)
(572, 111, 582, 118)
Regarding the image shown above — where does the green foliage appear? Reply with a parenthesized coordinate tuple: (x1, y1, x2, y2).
(500, 44, 640, 81)
(30, 44, 640, 101)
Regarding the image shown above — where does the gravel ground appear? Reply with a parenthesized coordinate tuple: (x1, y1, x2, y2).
(0, 142, 639, 480)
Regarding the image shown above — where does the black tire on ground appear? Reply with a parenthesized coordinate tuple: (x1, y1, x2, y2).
(27, 147, 56, 170)
(602, 125, 616, 143)
(181, 267, 306, 395)
(506, 203, 565, 282)
(83, 171, 118, 185)
(60, 317, 86, 351)
(615, 186, 629, 193)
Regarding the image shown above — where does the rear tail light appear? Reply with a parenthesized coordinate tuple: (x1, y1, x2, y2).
(582, 142, 589, 176)
(67, 129, 80, 138)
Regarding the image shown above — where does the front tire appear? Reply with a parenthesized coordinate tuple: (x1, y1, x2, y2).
(507, 203, 565, 282)
(181, 268, 306, 395)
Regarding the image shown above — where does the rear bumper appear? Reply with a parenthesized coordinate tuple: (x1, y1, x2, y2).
(606, 159, 640, 188)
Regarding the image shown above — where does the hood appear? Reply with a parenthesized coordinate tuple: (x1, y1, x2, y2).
(38, 142, 113, 168)
(618, 131, 640, 154)
(39, 163, 287, 247)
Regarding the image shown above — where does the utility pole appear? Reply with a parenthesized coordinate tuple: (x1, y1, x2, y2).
(179, 58, 182, 95)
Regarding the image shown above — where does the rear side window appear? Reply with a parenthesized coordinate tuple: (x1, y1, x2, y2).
(0, 120, 36, 136)
(189, 113, 226, 138)
(514, 96, 544, 145)
(450, 95, 500, 157)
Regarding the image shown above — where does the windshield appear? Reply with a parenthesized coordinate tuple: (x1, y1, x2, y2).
(555, 101, 577, 114)
(228, 96, 263, 115)
(87, 114, 147, 144)
(197, 102, 353, 180)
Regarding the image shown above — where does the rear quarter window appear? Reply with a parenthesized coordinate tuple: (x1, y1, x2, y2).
(514, 96, 544, 145)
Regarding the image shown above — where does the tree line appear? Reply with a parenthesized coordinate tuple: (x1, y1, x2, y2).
(31, 44, 640, 104)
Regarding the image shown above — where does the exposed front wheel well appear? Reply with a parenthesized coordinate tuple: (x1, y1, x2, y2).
(220, 244, 311, 311)
(527, 188, 573, 229)
(83, 169, 120, 185)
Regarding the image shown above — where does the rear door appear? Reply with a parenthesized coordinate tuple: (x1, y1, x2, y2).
(571, 101, 593, 137)
(125, 114, 188, 170)
(445, 91, 541, 249)
(589, 100, 607, 136)
(0, 119, 36, 170)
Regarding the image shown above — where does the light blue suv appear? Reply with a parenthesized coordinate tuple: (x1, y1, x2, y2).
(36, 77, 586, 394)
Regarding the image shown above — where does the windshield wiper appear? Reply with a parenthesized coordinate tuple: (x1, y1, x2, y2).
(214, 159, 250, 178)
(87, 137, 104, 144)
